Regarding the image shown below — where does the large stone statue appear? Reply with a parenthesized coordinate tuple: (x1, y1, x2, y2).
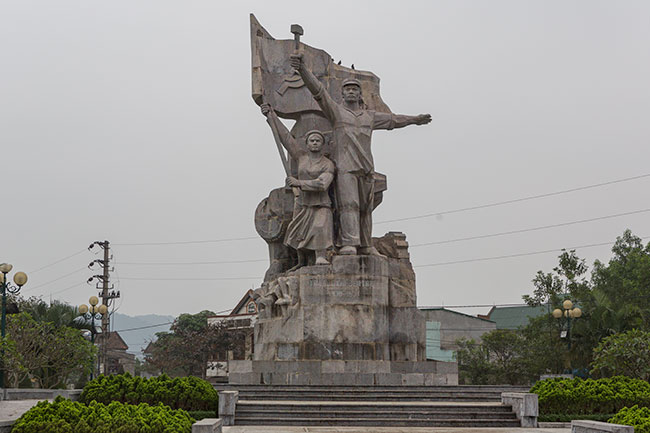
(290, 55, 431, 255)
(233, 15, 459, 386)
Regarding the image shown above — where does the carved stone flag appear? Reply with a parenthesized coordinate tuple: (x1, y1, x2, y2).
(250, 14, 392, 141)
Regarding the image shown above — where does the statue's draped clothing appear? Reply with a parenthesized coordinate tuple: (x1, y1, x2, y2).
(285, 155, 335, 251)
(266, 112, 335, 251)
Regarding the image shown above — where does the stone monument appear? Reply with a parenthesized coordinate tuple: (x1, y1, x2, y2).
(228, 15, 458, 386)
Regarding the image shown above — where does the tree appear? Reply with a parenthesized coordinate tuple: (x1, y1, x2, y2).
(143, 310, 244, 379)
(591, 230, 650, 331)
(520, 230, 650, 375)
(591, 330, 650, 380)
(2, 312, 96, 388)
(455, 338, 493, 384)
(456, 330, 535, 385)
(523, 249, 590, 308)
(16, 296, 86, 329)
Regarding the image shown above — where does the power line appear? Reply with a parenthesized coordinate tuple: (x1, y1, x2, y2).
(111, 208, 650, 267)
(49, 282, 85, 296)
(119, 276, 260, 281)
(410, 208, 650, 247)
(28, 249, 87, 274)
(419, 302, 531, 309)
(23, 267, 87, 291)
(116, 259, 267, 266)
(413, 237, 647, 268)
(376, 172, 650, 224)
(113, 308, 234, 333)
(114, 322, 173, 333)
(113, 236, 258, 247)
(105, 173, 650, 248)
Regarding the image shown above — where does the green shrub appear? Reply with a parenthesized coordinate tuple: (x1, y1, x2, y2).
(187, 410, 216, 421)
(11, 396, 195, 433)
(530, 376, 650, 415)
(79, 373, 218, 413)
(609, 405, 650, 433)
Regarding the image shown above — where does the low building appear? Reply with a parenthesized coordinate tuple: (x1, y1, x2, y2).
(101, 331, 136, 375)
(419, 308, 497, 362)
(206, 290, 257, 380)
(483, 304, 550, 330)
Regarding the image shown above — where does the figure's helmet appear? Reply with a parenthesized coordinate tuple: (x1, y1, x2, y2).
(305, 130, 325, 142)
(342, 78, 361, 89)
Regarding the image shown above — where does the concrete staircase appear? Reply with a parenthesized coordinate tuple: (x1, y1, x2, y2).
(215, 385, 529, 427)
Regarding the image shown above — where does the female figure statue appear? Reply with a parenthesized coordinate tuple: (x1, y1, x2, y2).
(261, 103, 335, 268)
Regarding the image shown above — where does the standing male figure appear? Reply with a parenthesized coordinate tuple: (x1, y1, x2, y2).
(290, 53, 432, 255)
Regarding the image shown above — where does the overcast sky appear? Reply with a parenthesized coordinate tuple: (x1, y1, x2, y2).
(2, 1, 649, 321)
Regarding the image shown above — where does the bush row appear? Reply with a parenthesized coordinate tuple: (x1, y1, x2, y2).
(530, 376, 650, 415)
(11, 397, 194, 433)
(79, 374, 218, 413)
(609, 405, 650, 433)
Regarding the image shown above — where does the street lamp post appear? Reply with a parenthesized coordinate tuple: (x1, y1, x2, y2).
(0, 263, 28, 390)
(552, 299, 583, 350)
(78, 296, 108, 380)
(553, 299, 583, 374)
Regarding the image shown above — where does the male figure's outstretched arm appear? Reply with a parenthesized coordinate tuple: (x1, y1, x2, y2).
(373, 112, 432, 131)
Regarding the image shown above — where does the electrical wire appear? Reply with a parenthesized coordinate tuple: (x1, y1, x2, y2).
(23, 267, 88, 291)
(107, 173, 650, 246)
(375, 172, 650, 224)
(116, 259, 267, 266)
(113, 308, 234, 333)
(410, 208, 650, 247)
(118, 276, 260, 281)
(413, 237, 647, 268)
(28, 249, 87, 274)
(109, 207, 650, 267)
(113, 236, 258, 247)
(48, 282, 85, 296)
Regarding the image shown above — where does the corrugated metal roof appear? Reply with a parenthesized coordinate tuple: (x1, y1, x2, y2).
(488, 304, 549, 329)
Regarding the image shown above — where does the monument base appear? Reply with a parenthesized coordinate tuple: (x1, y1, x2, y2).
(253, 236, 426, 363)
(228, 359, 458, 386)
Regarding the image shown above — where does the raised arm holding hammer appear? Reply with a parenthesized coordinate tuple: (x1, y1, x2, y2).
(289, 52, 432, 256)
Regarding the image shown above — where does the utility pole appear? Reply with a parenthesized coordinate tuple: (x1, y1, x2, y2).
(88, 241, 120, 375)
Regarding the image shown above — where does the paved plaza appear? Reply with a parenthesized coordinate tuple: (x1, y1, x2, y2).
(223, 427, 570, 433)
(0, 399, 47, 421)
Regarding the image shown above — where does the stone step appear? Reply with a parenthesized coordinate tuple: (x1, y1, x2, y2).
(218, 385, 529, 403)
(235, 416, 522, 427)
(217, 385, 529, 392)
(236, 409, 517, 420)
(225, 385, 527, 427)
(237, 403, 514, 414)
(236, 392, 503, 401)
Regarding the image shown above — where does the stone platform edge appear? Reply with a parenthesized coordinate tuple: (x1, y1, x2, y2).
(228, 360, 458, 386)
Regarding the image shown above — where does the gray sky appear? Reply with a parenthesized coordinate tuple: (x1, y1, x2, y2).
(2, 0, 649, 319)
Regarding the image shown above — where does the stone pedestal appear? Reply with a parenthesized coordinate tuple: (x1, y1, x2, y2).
(239, 233, 455, 386)
(254, 253, 425, 362)
(229, 359, 458, 386)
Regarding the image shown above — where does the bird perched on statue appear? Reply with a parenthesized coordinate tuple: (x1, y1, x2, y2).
(337, 60, 341, 65)
(351, 64, 355, 69)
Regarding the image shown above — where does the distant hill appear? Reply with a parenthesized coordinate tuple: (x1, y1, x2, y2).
(110, 313, 175, 358)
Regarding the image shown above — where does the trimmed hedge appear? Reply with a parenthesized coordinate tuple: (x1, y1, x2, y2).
(609, 405, 650, 433)
(79, 374, 218, 413)
(11, 397, 194, 433)
(530, 376, 650, 415)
